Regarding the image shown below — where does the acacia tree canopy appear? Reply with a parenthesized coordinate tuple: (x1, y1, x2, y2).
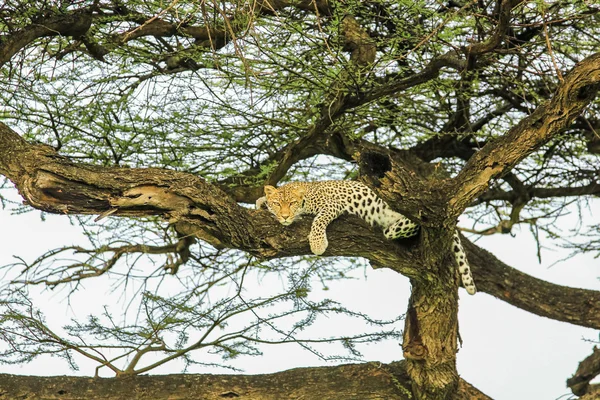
(0, 0, 599, 399)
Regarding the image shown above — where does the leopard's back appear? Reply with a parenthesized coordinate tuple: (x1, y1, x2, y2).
(261, 180, 417, 232)
(302, 181, 402, 227)
(257, 180, 475, 294)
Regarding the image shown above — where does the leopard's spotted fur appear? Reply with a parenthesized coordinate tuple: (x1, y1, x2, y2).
(256, 180, 476, 295)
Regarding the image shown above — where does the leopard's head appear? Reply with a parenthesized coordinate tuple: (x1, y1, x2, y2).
(264, 184, 306, 226)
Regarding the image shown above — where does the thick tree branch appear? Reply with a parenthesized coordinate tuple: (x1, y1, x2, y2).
(109, 0, 331, 54)
(447, 51, 600, 217)
(0, 121, 420, 277)
(2, 123, 598, 330)
(0, 1, 332, 70)
(410, 135, 476, 163)
(0, 361, 490, 400)
(358, 149, 449, 226)
(0, 9, 93, 67)
(463, 237, 600, 329)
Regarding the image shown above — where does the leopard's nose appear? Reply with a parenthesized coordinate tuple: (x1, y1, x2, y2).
(280, 213, 293, 224)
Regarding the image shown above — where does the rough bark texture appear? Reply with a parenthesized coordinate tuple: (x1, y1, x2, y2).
(448, 52, 600, 217)
(0, 9, 93, 66)
(357, 52, 600, 225)
(3, 121, 600, 335)
(0, 362, 491, 400)
(351, 53, 600, 398)
(399, 230, 461, 399)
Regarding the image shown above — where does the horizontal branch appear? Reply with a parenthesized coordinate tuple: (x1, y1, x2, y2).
(0, 9, 93, 67)
(463, 237, 600, 329)
(0, 1, 332, 69)
(1, 123, 599, 330)
(0, 361, 489, 400)
(473, 181, 600, 205)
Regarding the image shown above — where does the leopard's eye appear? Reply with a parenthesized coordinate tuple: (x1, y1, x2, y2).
(289, 200, 298, 205)
(271, 201, 280, 207)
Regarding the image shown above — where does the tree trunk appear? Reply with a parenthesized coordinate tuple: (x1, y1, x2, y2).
(402, 229, 461, 400)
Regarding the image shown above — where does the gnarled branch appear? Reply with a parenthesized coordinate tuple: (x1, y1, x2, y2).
(448, 51, 600, 217)
(2, 122, 599, 330)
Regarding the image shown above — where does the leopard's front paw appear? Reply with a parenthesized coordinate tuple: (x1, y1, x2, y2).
(309, 235, 328, 256)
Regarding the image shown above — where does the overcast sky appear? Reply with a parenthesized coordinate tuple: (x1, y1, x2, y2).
(0, 186, 597, 400)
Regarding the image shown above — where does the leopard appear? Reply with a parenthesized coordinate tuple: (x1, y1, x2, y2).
(256, 180, 476, 295)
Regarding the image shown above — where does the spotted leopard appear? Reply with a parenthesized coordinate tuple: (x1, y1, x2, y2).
(256, 180, 476, 295)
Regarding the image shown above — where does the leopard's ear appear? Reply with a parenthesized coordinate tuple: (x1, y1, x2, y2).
(294, 186, 306, 197)
(264, 185, 277, 196)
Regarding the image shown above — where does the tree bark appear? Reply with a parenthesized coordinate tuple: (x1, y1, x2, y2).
(401, 229, 461, 400)
(448, 52, 600, 217)
(1, 122, 599, 330)
(357, 52, 600, 224)
(464, 239, 600, 329)
(0, 362, 491, 400)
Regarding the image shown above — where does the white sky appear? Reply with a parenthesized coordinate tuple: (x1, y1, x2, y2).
(0, 187, 597, 400)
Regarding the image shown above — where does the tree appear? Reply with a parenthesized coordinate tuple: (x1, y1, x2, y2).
(0, 0, 599, 398)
